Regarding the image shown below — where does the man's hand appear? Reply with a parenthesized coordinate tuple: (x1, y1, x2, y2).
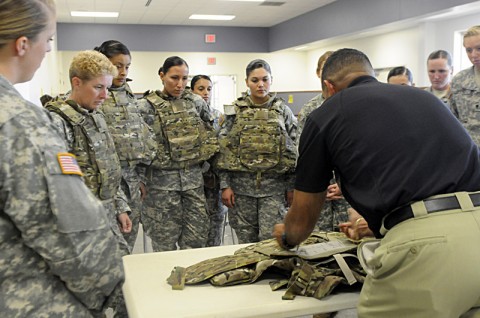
(221, 187, 235, 208)
(117, 212, 132, 234)
(272, 223, 286, 247)
(273, 190, 326, 247)
(338, 208, 374, 240)
(326, 183, 343, 201)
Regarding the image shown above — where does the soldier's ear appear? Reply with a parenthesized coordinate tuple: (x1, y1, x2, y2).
(322, 80, 336, 98)
(15, 36, 29, 57)
(71, 77, 82, 88)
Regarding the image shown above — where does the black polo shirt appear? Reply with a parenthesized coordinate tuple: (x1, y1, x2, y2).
(296, 75, 480, 237)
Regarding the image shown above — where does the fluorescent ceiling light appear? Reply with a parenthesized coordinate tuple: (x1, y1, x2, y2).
(294, 46, 308, 51)
(189, 14, 235, 21)
(71, 11, 119, 18)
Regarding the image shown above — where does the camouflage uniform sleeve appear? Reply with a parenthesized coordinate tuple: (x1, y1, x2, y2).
(450, 75, 462, 120)
(282, 104, 298, 191)
(48, 111, 75, 151)
(115, 186, 131, 216)
(136, 97, 156, 127)
(135, 165, 148, 185)
(194, 95, 214, 123)
(283, 103, 298, 145)
(217, 114, 236, 189)
(1, 117, 124, 315)
(297, 107, 308, 137)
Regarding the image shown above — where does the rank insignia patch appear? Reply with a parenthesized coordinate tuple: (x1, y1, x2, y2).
(57, 152, 83, 176)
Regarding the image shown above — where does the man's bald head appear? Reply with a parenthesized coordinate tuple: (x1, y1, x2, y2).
(321, 48, 375, 96)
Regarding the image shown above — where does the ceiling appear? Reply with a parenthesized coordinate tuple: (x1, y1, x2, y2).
(54, 0, 336, 27)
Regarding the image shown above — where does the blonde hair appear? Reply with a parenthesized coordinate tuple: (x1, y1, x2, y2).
(464, 25, 480, 39)
(0, 0, 55, 48)
(69, 50, 118, 83)
(316, 51, 334, 76)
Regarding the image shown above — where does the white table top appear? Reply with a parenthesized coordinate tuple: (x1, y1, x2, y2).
(122, 244, 359, 318)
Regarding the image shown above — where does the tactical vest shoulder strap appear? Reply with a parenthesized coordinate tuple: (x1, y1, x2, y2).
(145, 91, 166, 109)
(46, 100, 85, 126)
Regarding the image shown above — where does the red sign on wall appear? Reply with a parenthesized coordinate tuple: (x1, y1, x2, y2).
(207, 57, 216, 65)
(205, 34, 216, 43)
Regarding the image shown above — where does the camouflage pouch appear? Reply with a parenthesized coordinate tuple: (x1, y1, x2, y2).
(166, 252, 270, 289)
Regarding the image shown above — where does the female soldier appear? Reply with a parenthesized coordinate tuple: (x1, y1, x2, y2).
(95, 40, 157, 249)
(0, 1, 123, 316)
(425, 50, 453, 108)
(387, 66, 414, 86)
(45, 50, 131, 317)
(143, 57, 218, 251)
(451, 25, 480, 126)
(191, 74, 226, 246)
(216, 59, 297, 243)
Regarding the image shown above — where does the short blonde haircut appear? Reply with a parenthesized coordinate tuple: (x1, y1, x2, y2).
(316, 51, 334, 76)
(0, 0, 55, 48)
(464, 25, 480, 39)
(69, 50, 118, 83)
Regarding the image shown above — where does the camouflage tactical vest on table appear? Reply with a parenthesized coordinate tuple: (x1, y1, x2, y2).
(145, 90, 219, 170)
(216, 94, 297, 174)
(100, 85, 157, 165)
(46, 100, 122, 200)
(167, 232, 366, 301)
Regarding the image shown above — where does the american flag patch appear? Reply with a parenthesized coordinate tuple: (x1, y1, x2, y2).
(57, 153, 83, 176)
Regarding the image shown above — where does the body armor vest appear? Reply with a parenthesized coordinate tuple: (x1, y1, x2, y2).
(167, 232, 365, 301)
(145, 90, 219, 170)
(100, 85, 157, 165)
(216, 95, 297, 174)
(46, 100, 121, 200)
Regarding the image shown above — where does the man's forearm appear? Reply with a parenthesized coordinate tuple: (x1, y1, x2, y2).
(284, 190, 326, 245)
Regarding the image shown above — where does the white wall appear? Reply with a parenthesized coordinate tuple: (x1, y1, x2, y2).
(57, 51, 309, 97)
(304, 12, 480, 89)
(305, 26, 423, 88)
(15, 40, 61, 106)
(48, 12, 479, 100)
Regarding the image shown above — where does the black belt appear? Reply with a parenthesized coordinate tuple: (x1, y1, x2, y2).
(383, 192, 480, 231)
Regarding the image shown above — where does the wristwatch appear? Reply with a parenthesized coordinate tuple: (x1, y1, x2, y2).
(281, 232, 296, 250)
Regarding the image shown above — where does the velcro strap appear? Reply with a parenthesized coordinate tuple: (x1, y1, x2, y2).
(333, 253, 357, 285)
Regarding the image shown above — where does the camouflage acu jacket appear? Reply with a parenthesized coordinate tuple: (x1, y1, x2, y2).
(167, 232, 365, 300)
(297, 93, 324, 138)
(451, 66, 480, 145)
(424, 86, 452, 113)
(0, 75, 124, 317)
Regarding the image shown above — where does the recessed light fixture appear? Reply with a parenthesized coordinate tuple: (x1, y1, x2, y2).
(294, 46, 308, 51)
(71, 11, 119, 18)
(189, 14, 235, 21)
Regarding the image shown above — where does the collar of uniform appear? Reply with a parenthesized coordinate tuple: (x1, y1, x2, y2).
(242, 92, 277, 108)
(65, 99, 96, 115)
(0, 74, 19, 96)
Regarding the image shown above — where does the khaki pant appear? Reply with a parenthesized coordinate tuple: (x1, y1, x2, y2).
(359, 193, 480, 318)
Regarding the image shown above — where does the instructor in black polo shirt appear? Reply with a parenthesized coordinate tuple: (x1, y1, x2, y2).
(273, 48, 480, 317)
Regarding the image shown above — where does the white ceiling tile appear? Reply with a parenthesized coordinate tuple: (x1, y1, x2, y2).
(55, 0, 338, 27)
